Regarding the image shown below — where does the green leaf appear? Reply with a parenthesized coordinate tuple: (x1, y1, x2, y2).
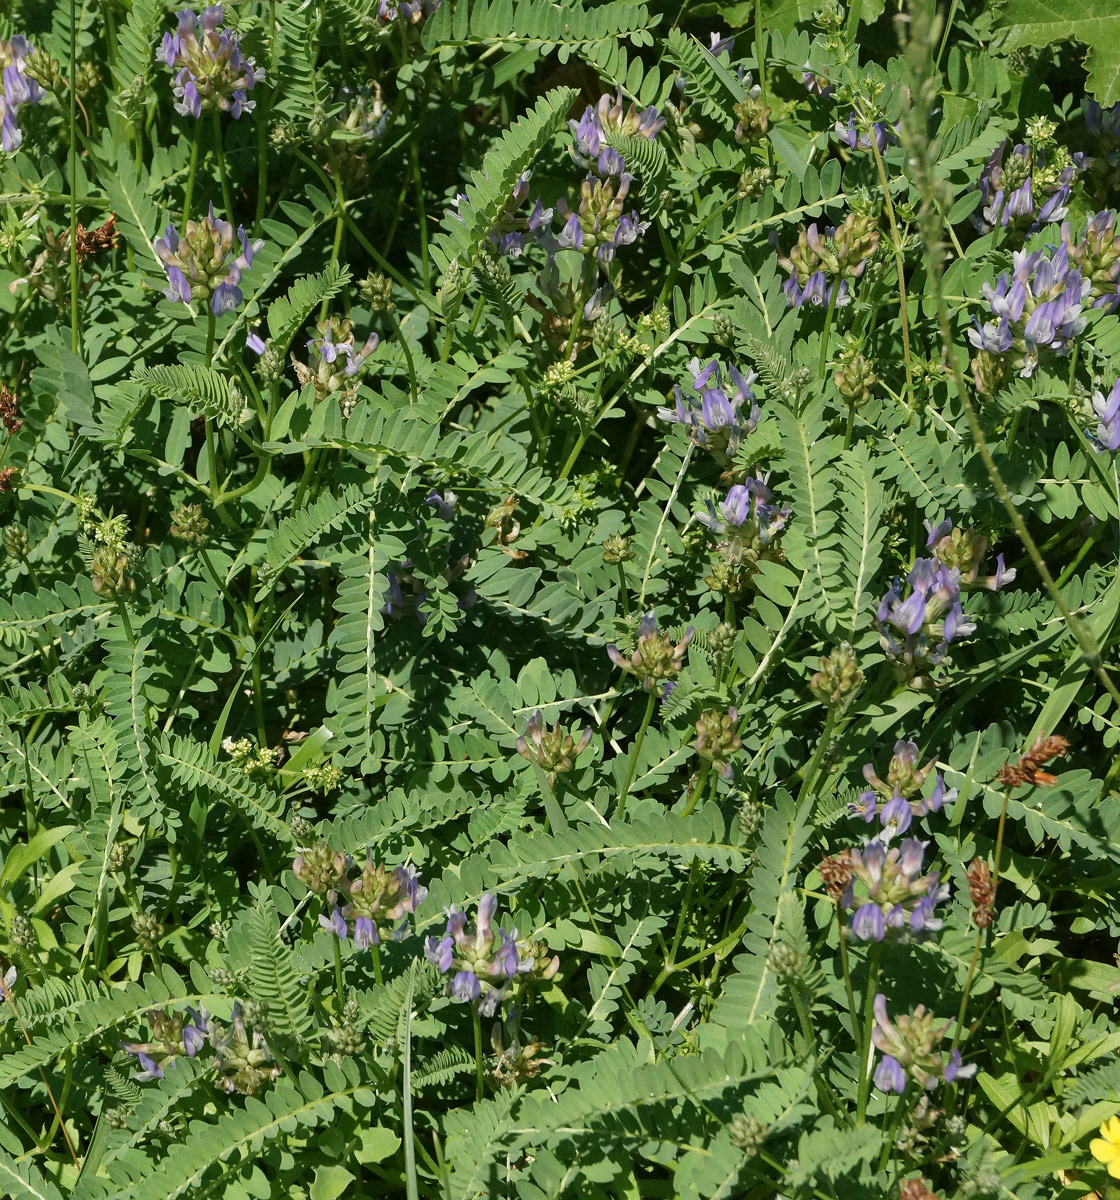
(995, 0, 1120, 105)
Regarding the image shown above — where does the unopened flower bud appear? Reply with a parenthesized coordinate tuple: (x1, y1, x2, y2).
(835, 349, 877, 405)
(9, 913, 36, 949)
(695, 708, 742, 778)
(602, 533, 634, 563)
(360, 271, 395, 311)
(516, 709, 593, 780)
(90, 548, 136, 599)
(707, 621, 737, 660)
(4, 525, 29, 561)
(132, 911, 164, 952)
(809, 642, 863, 705)
(107, 841, 130, 871)
(711, 311, 736, 347)
(736, 794, 763, 842)
(733, 95, 771, 145)
(289, 815, 316, 844)
(292, 842, 349, 895)
(728, 1112, 768, 1153)
(765, 941, 803, 978)
(170, 502, 209, 546)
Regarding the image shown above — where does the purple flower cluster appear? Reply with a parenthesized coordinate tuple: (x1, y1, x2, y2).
(318, 856, 428, 949)
(1062, 211, 1120, 312)
(835, 113, 898, 154)
(843, 838, 949, 942)
(1091, 376, 1120, 452)
(0, 37, 42, 152)
(873, 994, 977, 1093)
(607, 614, 695, 691)
(976, 140, 1079, 234)
(657, 357, 760, 461)
(155, 203, 263, 315)
(161, 5, 262, 120)
(376, 0, 442, 25)
(925, 518, 1016, 591)
(876, 559, 975, 677)
(851, 739, 956, 840)
(775, 212, 880, 309)
(426, 893, 559, 1017)
(967, 244, 1087, 384)
(569, 89, 665, 174)
(699, 477, 790, 545)
(120, 1006, 209, 1081)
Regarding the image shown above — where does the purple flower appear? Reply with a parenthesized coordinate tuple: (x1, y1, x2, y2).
(976, 141, 1080, 234)
(1091, 377, 1120, 452)
(154, 204, 262, 315)
(161, 5, 262, 119)
(843, 838, 948, 941)
(183, 1007, 208, 1057)
(872, 993, 978, 1092)
(426, 894, 558, 1015)
(0, 37, 43, 152)
(874, 1053, 907, 1094)
(834, 113, 898, 154)
(657, 357, 760, 462)
(319, 907, 348, 939)
(709, 31, 735, 58)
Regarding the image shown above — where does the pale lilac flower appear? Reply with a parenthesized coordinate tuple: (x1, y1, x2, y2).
(161, 5, 262, 119)
(0, 37, 43, 152)
(1092, 377, 1120, 452)
(154, 203, 262, 315)
(872, 994, 978, 1092)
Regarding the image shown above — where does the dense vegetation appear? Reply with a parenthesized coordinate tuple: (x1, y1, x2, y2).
(1, 0, 1120, 1197)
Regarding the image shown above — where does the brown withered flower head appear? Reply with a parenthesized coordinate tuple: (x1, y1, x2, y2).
(818, 850, 854, 901)
(996, 734, 1070, 789)
(0, 385, 21, 434)
(0, 467, 16, 492)
(74, 215, 120, 260)
(966, 857, 996, 929)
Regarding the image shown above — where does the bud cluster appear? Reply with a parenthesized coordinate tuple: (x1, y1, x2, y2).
(292, 316, 379, 415)
(851, 739, 956, 840)
(698, 478, 791, 596)
(694, 708, 742, 779)
(809, 643, 863, 706)
(872, 993, 977, 1092)
(516, 709, 593, 781)
(775, 212, 880, 308)
(607, 613, 695, 690)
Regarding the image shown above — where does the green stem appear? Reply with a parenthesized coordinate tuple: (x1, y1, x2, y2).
(835, 900, 860, 1047)
(869, 136, 914, 406)
(410, 139, 430, 294)
(472, 1005, 484, 1102)
(371, 943, 383, 987)
(818, 279, 840, 380)
(183, 119, 203, 225)
(753, 0, 773, 171)
(796, 704, 838, 807)
(68, 0, 80, 358)
(333, 931, 345, 1002)
(855, 942, 883, 1124)
(681, 761, 711, 818)
(116, 601, 136, 646)
(615, 562, 631, 617)
(951, 929, 984, 1054)
(387, 309, 419, 403)
(616, 690, 657, 820)
(212, 111, 234, 220)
